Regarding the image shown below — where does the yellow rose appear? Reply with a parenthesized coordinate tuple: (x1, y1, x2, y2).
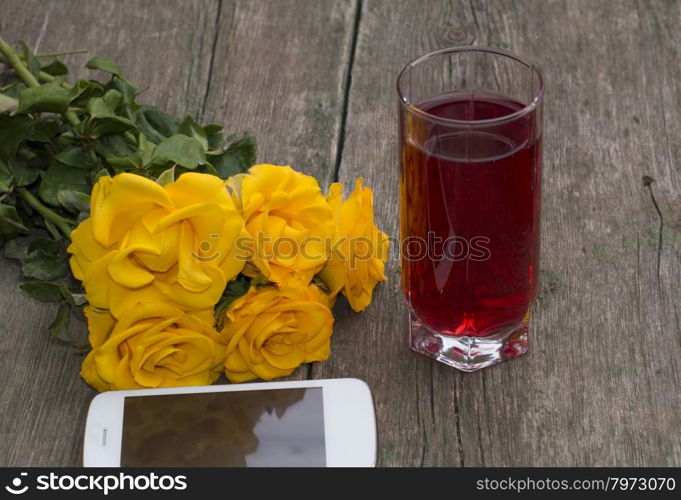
(228, 164, 334, 287)
(68, 172, 245, 318)
(221, 285, 333, 383)
(319, 178, 389, 312)
(81, 302, 225, 391)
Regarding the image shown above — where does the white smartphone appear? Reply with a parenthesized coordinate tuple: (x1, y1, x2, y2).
(83, 378, 376, 467)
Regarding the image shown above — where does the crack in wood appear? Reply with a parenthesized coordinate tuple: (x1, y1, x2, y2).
(200, 0, 224, 121)
(452, 373, 465, 467)
(429, 363, 436, 423)
(332, 0, 362, 182)
(414, 375, 426, 466)
(468, 0, 482, 39)
(476, 371, 487, 466)
(643, 176, 664, 289)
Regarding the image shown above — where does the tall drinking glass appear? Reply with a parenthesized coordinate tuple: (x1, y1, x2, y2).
(398, 46, 543, 372)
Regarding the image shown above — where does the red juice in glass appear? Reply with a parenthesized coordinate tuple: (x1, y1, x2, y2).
(398, 47, 543, 371)
(402, 92, 541, 336)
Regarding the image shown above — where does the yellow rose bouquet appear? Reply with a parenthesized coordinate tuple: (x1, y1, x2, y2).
(0, 39, 388, 391)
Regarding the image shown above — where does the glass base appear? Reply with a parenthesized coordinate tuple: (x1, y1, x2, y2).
(409, 311, 530, 372)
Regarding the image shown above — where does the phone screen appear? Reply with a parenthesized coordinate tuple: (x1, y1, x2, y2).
(120, 388, 325, 467)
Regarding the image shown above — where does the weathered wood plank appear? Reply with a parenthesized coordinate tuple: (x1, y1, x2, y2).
(0, 0, 357, 466)
(318, 0, 681, 466)
(201, 0, 357, 186)
(0, 0, 219, 467)
(314, 0, 468, 467)
(3, 0, 681, 468)
(197, 0, 358, 376)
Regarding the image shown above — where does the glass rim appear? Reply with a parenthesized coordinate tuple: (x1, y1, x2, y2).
(396, 45, 544, 126)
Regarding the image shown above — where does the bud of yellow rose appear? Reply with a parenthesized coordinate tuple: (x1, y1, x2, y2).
(319, 179, 389, 312)
(228, 164, 334, 287)
(221, 285, 333, 383)
(81, 303, 225, 391)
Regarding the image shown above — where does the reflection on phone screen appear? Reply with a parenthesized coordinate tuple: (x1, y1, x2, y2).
(121, 388, 325, 467)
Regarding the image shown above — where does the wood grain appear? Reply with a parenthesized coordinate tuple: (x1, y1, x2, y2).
(0, 0, 357, 466)
(316, 0, 681, 466)
(201, 0, 358, 186)
(0, 0, 219, 467)
(2, 0, 680, 468)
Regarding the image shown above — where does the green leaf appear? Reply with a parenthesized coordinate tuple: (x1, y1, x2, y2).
(27, 118, 60, 142)
(18, 82, 72, 114)
(203, 123, 224, 150)
(179, 115, 208, 151)
(86, 89, 123, 118)
(41, 60, 68, 76)
(135, 113, 165, 144)
(59, 282, 86, 306)
(0, 115, 32, 161)
(54, 146, 94, 169)
(90, 116, 135, 138)
(75, 211, 89, 225)
(227, 274, 251, 297)
(19, 41, 41, 80)
(0, 116, 60, 161)
(208, 133, 257, 178)
(48, 303, 72, 342)
(21, 248, 68, 280)
(94, 134, 140, 169)
(86, 98, 113, 118)
(214, 275, 251, 328)
(199, 162, 219, 177)
(90, 168, 110, 183)
(94, 134, 133, 157)
(84, 90, 135, 138)
(0, 168, 12, 192)
(8, 158, 39, 186)
(28, 237, 60, 254)
(145, 108, 180, 137)
(137, 132, 154, 165)
(24, 149, 52, 173)
(20, 281, 63, 302)
(57, 190, 90, 214)
(70, 79, 104, 107)
(107, 77, 139, 105)
(203, 124, 223, 135)
(86, 56, 121, 76)
(136, 106, 180, 142)
(38, 164, 90, 206)
(156, 166, 176, 186)
(3, 236, 31, 261)
(151, 134, 205, 169)
(2, 83, 27, 100)
(0, 203, 30, 238)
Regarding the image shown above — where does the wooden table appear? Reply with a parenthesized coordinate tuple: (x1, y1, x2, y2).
(1, 0, 680, 467)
